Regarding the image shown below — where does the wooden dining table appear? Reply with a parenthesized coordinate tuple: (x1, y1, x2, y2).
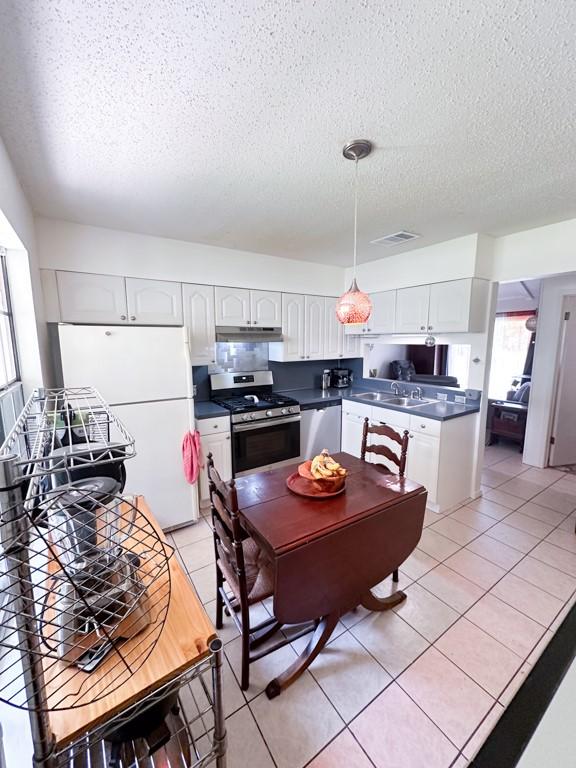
(234, 452, 427, 698)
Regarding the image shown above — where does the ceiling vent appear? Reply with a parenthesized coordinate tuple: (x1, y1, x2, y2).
(370, 231, 420, 246)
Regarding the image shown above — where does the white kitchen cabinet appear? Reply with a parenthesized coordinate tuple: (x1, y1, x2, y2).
(197, 417, 232, 502)
(341, 408, 367, 457)
(57, 271, 129, 324)
(324, 297, 344, 358)
(250, 290, 282, 326)
(343, 332, 362, 358)
(345, 290, 396, 336)
(269, 293, 305, 362)
(406, 431, 440, 503)
(395, 285, 431, 334)
(428, 278, 489, 333)
(126, 278, 183, 325)
(215, 287, 251, 326)
(304, 295, 325, 360)
(183, 283, 216, 365)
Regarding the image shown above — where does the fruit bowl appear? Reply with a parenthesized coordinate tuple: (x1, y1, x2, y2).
(297, 461, 346, 492)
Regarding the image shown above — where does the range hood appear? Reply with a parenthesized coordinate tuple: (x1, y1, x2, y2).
(215, 326, 283, 343)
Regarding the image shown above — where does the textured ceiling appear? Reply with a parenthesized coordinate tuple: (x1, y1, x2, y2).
(0, 1, 575, 266)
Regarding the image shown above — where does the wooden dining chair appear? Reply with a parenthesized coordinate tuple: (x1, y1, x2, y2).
(360, 417, 410, 583)
(207, 453, 314, 690)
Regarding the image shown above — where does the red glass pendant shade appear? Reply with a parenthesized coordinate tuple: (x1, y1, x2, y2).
(335, 278, 372, 324)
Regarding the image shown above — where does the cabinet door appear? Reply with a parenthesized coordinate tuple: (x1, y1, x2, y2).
(342, 332, 361, 358)
(341, 411, 365, 457)
(428, 279, 472, 333)
(250, 290, 281, 326)
(324, 297, 344, 359)
(126, 278, 183, 325)
(406, 432, 439, 503)
(199, 430, 232, 501)
(304, 296, 326, 359)
(369, 290, 396, 334)
(275, 293, 305, 361)
(395, 285, 430, 334)
(215, 287, 251, 326)
(183, 283, 216, 365)
(57, 271, 128, 324)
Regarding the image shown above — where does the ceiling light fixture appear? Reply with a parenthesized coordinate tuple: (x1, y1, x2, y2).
(336, 140, 373, 325)
(424, 332, 436, 347)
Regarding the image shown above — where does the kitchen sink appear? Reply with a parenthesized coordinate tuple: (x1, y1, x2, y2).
(354, 392, 432, 407)
(380, 396, 432, 407)
(354, 392, 386, 401)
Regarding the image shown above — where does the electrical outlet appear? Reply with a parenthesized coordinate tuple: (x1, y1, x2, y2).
(454, 395, 466, 404)
(436, 393, 448, 401)
(192, 384, 198, 397)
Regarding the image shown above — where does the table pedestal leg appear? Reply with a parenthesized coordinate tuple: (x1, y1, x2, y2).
(360, 589, 406, 611)
(265, 613, 339, 699)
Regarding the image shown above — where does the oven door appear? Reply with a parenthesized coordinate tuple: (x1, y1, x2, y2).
(232, 415, 301, 474)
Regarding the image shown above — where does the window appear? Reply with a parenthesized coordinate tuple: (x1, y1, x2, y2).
(488, 313, 533, 399)
(0, 248, 18, 389)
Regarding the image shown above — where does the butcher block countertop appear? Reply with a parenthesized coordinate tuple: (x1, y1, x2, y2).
(46, 496, 216, 749)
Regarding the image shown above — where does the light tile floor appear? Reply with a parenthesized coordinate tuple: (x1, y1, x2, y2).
(169, 442, 576, 767)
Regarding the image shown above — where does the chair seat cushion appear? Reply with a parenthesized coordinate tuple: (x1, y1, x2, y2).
(217, 536, 274, 605)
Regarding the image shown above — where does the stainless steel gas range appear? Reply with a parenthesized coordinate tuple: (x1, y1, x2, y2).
(210, 371, 301, 475)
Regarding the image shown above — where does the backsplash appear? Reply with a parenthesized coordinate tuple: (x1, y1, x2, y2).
(192, 357, 363, 399)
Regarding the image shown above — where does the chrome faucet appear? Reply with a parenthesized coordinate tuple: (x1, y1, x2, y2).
(391, 382, 401, 395)
(411, 386, 423, 400)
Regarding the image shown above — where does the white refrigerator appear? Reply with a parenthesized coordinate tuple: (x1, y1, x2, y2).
(58, 324, 199, 529)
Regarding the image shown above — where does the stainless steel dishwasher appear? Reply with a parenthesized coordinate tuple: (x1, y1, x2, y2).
(299, 404, 342, 458)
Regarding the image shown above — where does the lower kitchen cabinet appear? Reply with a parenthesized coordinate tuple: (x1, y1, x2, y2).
(406, 431, 439, 505)
(341, 400, 371, 457)
(196, 416, 232, 502)
(340, 399, 478, 512)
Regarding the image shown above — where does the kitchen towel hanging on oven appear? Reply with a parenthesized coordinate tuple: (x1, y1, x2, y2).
(182, 430, 204, 484)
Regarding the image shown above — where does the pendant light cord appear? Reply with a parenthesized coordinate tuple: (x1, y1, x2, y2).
(353, 158, 358, 279)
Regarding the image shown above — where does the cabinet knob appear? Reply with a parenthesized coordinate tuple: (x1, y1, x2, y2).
(409, 433, 414, 438)
(300, 355, 305, 359)
(420, 424, 426, 429)
(131, 315, 136, 321)
(428, 325, 433, 331)
(226, 435, 230, 440)
(120, 315, 126, 321)
(211, 359, 215, 363)
(420, 325, 425, 331)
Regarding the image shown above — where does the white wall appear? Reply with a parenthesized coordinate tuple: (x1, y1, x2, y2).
(345, 234, 479, 292)
(0, 136, 47, 393)
(36, 218, 345, 296)
(492, 220, 576, 282)
(524, 273, 576, 467)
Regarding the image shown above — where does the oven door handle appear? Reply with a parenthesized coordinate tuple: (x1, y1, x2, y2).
(232, 414, 301, 432)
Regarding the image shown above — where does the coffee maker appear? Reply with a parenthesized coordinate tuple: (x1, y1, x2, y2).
(329, 368, 354, 388)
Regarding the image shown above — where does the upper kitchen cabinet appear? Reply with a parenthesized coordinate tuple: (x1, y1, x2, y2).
(182, 283, 216, 365)
(324, 297, 343, 358)
(269, 293, 305, 362)
(395, 285, 431, 334)
(346, 289, 397, 335)
(215, 287, 251, 326)
(250, 290, 282, 326)
(57, 271, 128, 324)
(395, 279, 490, 334)
(125, 278, 183, 325)
(428, 278, 490, 333)
(304, 295, 325, 359)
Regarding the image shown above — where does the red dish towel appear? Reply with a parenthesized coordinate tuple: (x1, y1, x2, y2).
(182, 430, 204, 484)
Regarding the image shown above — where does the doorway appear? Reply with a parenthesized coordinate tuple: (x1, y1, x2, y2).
(549, 295, 576, 469)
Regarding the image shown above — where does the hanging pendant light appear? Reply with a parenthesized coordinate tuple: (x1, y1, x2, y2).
(336, 140, 373, 325)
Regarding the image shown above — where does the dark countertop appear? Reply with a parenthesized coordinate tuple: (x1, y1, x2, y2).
(278, 387, 480, 421)
(194, 400, 229, 419)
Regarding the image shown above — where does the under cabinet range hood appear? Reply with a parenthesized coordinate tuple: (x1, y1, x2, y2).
(215, 325, 283, 342)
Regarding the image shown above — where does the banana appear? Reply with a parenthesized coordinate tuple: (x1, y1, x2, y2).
(309, 448, 347, 480)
